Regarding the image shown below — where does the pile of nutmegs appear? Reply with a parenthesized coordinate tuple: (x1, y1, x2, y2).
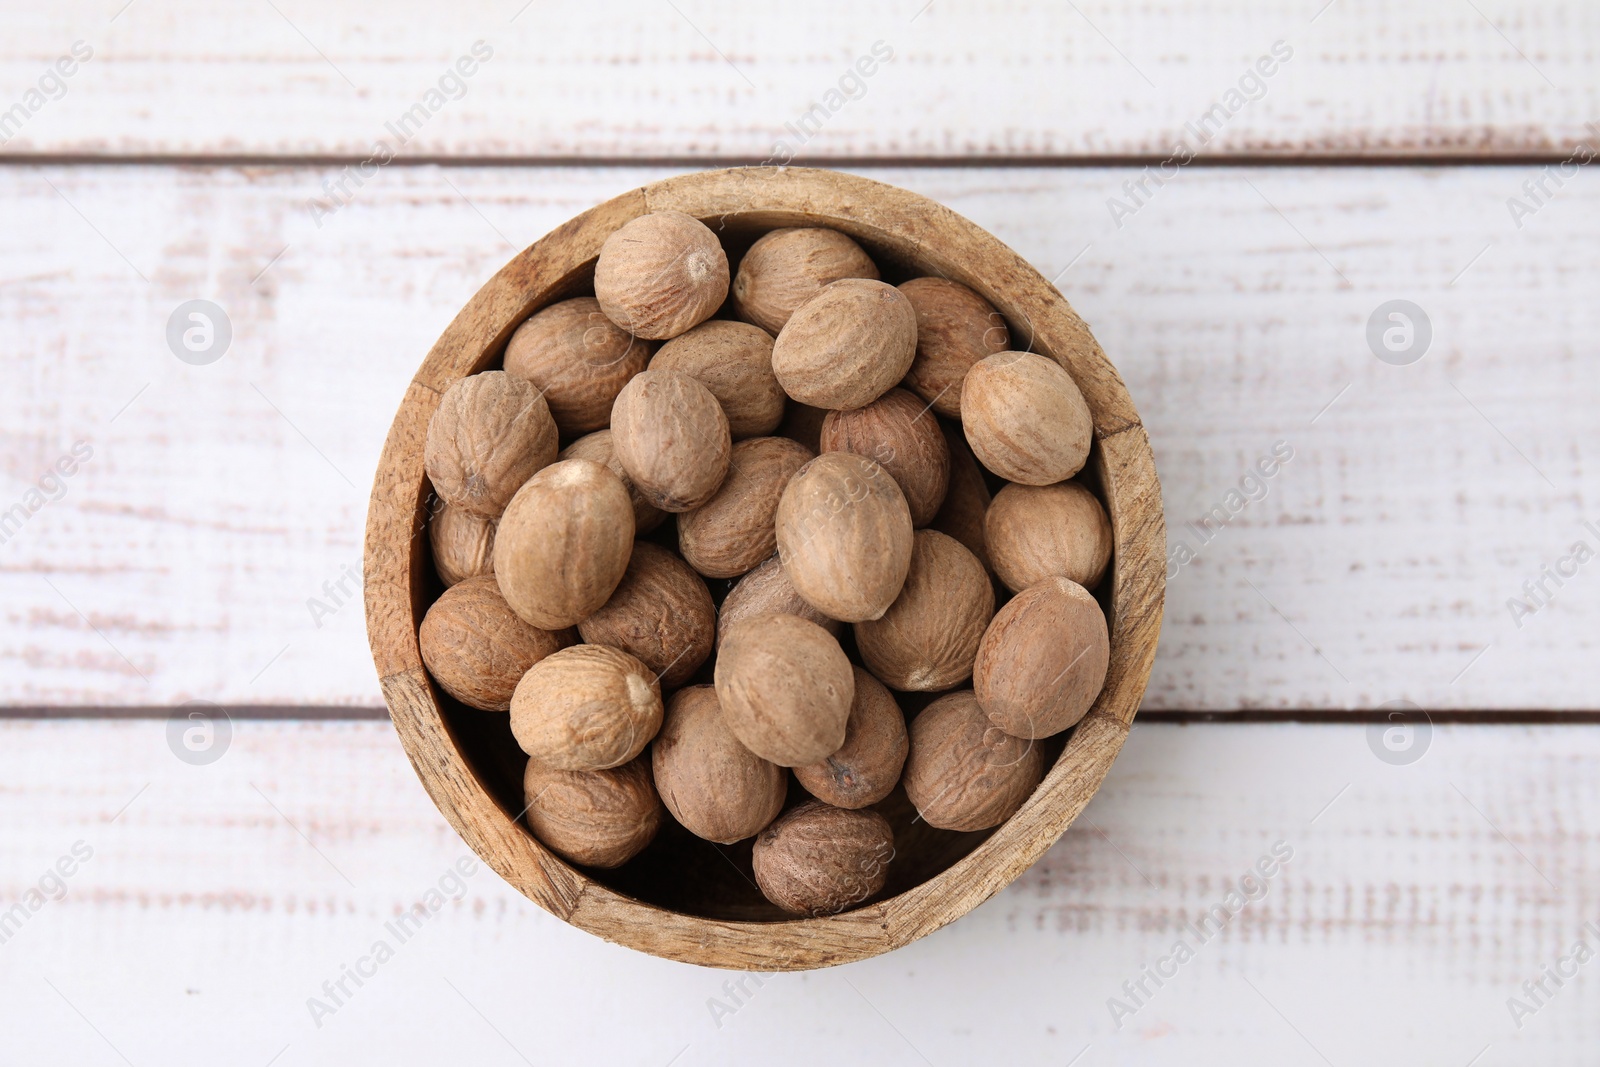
(417, 212, 1112, 917)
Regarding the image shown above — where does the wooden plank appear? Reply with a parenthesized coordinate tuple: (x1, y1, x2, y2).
(0, 720, 1594, 1062)
(0, 0, 1596, 160)
(2, 163, 1596, 711)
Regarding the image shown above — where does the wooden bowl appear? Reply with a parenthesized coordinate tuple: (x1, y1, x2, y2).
(364, 167, 1164, 970)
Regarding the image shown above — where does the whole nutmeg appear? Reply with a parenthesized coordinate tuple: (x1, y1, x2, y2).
(752, 801, 894, 916)
(855, 530, 994, 692)
(505, 296, 653, 435)
(717, 555, 843, 649)
(429, 499, 495, 587)
(902, 689, 1043, 832)
(511, 644, 663, 771)
(651, 320, 784, 439)
(986, 481, 1113, 592)
(419, 576, 574, 711)
(651, 685, 785, 843)
(898, 277, 1010, 416)
(973, 576, 1109, 739)
(559, 429, 667, 534)
(714, 613, 854, 766)
(930, 421, 993, 571)
(731, 227, 880, 334)
(493, 459, 635, 629)
(961, 352, 1093, 486)
(770, 279, 917, 410)
(424, 371, 558, 518)
(774, 451, 914, 623)
(594, 211, 729, 340)
(610, 368, 732, 512)
(677, 436, 814, 579)
(820, 388, 950, 527)
(793, 667, 908, 809)
(577, 542, 715, 690)
(523, 756, 662, 869)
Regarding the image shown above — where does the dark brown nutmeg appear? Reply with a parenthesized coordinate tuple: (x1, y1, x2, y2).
(522, 756, 662, 869)
(902, 690, 1043, 832)
(898, 277, 1010, 417)
(731, 227, 880, 334)
(429, 499, 496, 587)
(752, 801, 895, 916)
(973, 576, 1109, 739)
(677, 436, 814, 579)
(651, 685, 786, 844)
(424, 371, 558, 518)
(854, 530, 994, 692)
(820, 387, 950, 527)
(419, 575, 574, 711)
(930, 421, 994, 572)
(793, 667, 908, 809)
(578, 542, 716, 690)
(504, 296, 653, 435)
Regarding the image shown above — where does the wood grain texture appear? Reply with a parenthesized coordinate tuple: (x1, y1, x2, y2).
(0, 1, 1596, 160)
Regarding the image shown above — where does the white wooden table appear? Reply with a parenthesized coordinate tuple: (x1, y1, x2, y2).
(3, 2, 1597, 1063)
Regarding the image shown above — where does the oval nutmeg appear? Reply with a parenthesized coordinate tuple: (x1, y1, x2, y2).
(594, 211, 729, 340)
(652, 685, 786, 844)
(973, 576, 1109, 739)
(770, 278, 917, 410)
(577, 542, 716, 690)
(960, 352, 1093, 486)
(731, 227, 880, 334)
(504, 296, 653, 435)
(522, 756, 662, 869)
(820, 387, 950, 527)
(752, 801, 895, 916)
(511, 644, 664, 771)
(716, 555, 843, 649)
(677, 436, 814, 579)
(713, 613, 854, 766)
(855, 529, 994, 692)
(559, 429, 667, 534)
(429, 499, 496, 587)
(651, 319, 785, 439)
(902, 690, 1043, 832)
(898, 276, 1011, 417)
(930, 421, 994, 571)
(424, 371, 558, 518)
(986, 481, 1113, 592)
(418, 575, 574, 711)
(793, 667, 908, 809)
(774, 451, 914, 623)
(493, 458, 635, 629)
(610, 367, 732, 512)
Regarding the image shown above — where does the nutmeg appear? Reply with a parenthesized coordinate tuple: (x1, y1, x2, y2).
(424, 371, 558, 518)
(752, 801, 894, 916)
(651, 685, 785, 844)
(902, 689, 1043, 832)
(986, 481, 1113, 592)
(493, 458, 635, 629)
(731, 227, 880, 334)
(523, 756, 662, 868)
(855, 530, 994, 692)
(558, 429, 667, 534)
(714, 613, 854, 766)
(774, 451, 914, 623)
(578, 542, 715, 690)
(610, 368, 732, 512)
(511, 644, 663, 771)
(777, 400, 828, 454)
(716, 554, 842, 649)
(650, 319, 784, 439)
(793, 667, 908, 809)
(594, 211, 729, 340)
(898, 277, 1010, 416)
(677, 436, 814, 579)
(505, 296, 653, 435)
(770, 279, 917, 410)
(419, 575, 574, 712)
(960, 352, 1092, 486)
(973, 576, 1109, 739)
(930, 421, 993, 571)
(820, 388, 950, 527)
(429, 499, 495, 587)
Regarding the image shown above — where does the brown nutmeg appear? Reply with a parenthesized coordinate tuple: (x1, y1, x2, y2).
(714, 613, 854, 766)
(610, 368, 732, 512)
(594, 211, 729, 340)
(651, 320, 784, 439)
(511, 644, 663, 771)
(777, 400, 828, 454)
(986, 481, 1113, 592)
(902, 690, 1043, 832)
(429, 499, 495, 587)
(793, 667, 908, 809)
(961, 352, 1093, 486)
(424, 371, 558, 517)
(770, 279, 917, 410)
(493, 459, 635, 629)
(752, 801, 894, 916)
(505, 297, 653, 435)
(578, 542, 715, 690)
(419, 576, 574, 711)
(973, 576, 1109, 739)
(652, 685, 785, 843)
(930, 421, 993, 571)
(731, 227, 880, 334)
(898, 277, 1010, 416)
(717, 555, 842, 649)
(523, 756, 662, 869)
(774, 451, 914, 623)
(559, 429, 667, 534)
(677, 436, 814, 579)
(820, 388, 950, 527)
(855, 530, 994, 692)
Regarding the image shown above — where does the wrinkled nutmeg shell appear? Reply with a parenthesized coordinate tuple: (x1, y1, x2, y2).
(510, 642, 664, 772)
(652, 685, 786, 844)
(677, 436, 814, 579)
(820, 387, 950, 527)
(973, 576, 1109, 739)
(714, 613, 854, 766)
(610, 368, 732, 513)
(594, 211, 729, 340)
(960, 352, 1093, 486)
(429, 499, 496, 587)
(855, 530, 994, 692)
(902, 690, 1043, 832)
(752, 801, 895, 916)
(650, 319, 785, 439)
(559, 429, 667, 534)
(419, 575, 574, 711)
(770, 279, 917, 411)
(793, 667, 908, 809)
(930, 422, 994, 572)
(986, 481, 1113, 592)
(716, 554, 843, 650)
(578, 542, 716, 690)
(424, 371, 558, 518)
(523, 756, 662, 869)
(898, 277, 1011, 417)
(505, 296, 653, 435)
(731, 227, 880, 334)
